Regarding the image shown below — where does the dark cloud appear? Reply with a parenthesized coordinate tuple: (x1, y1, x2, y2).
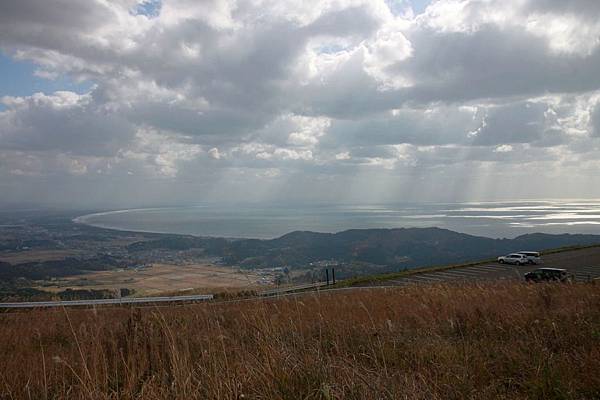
(0, 0, 111, 31)
(379, 26, 600, 106)
(472, 102, 547, 146)
(323, 106, 479, 147)
(524, 0, 600, 18)
(591, 102, 600, 137)
(0, 92, 134, 156)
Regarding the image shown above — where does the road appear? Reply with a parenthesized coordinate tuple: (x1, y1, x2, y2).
(2, 247, 599, 308)
(0, 294, 213, 309)
(369, 246, 600, 287)
(260, 247, 600, 296)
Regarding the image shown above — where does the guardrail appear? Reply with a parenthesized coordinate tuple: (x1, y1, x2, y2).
(0, 294, 214, 309)
(259, 282, 329, 297)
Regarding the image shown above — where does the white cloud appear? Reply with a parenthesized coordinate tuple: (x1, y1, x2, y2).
(335, 151, 351, 160)
(363, 21, 414, 89)
(494, 144, 513, 153)
(208, 147, 221, 159)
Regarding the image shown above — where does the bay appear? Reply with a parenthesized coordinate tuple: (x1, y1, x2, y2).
(74, 200, 600, 239)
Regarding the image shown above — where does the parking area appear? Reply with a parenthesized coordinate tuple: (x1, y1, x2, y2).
(374, 246, 600, 286)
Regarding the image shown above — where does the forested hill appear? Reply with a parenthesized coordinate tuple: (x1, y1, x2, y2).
(128, 227, 600, 269)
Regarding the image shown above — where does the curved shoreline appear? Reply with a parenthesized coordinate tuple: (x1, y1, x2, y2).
(73, 207, 197, 236)
(72, 207, 267, 239)
(74, 207, 172, 224)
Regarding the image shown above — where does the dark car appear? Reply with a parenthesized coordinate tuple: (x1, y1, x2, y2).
(524, 268, 569, 283)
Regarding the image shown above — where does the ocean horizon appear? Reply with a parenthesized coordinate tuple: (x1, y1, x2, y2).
(74, 199, 600, 240)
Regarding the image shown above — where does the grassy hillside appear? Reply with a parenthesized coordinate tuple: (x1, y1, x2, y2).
(1, 282, 599, 399)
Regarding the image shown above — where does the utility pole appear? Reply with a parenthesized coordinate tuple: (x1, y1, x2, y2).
(325, 269, 330, 286)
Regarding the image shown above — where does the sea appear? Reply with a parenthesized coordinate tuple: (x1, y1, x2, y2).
(73, 199, 600, 240)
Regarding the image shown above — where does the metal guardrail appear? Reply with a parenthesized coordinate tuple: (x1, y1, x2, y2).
(0, 294, 214, 309)
(259, 281, 330, 296)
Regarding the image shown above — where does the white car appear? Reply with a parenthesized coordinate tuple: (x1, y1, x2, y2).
(497, 253, 529, 265)
(516, 251, 541, 264)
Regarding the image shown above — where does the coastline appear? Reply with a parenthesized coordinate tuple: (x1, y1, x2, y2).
(72, 207, 267, 239)
(71, 201, 600, 240)
(73, 207, 200, 236)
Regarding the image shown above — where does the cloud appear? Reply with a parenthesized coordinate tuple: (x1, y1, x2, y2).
(1, 0, 600, 206)
(0, 91, 134, 156)
(494, 144, 513, 153)
(471, 101, 548, 146)
(591, 101, 600, 137)
(524, 0, 600, 18)
(208, 147, 221, 160)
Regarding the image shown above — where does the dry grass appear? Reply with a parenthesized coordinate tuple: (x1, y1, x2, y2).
(0, 282, 599, 399)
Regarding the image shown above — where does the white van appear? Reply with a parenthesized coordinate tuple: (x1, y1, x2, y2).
(497, 253, 529, 265)
(517, 251, 541, 264)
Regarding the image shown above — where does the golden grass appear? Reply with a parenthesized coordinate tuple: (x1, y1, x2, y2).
(0, 282, 599, 399)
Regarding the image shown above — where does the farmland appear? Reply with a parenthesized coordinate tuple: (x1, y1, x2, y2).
(38, 262, 263, 295)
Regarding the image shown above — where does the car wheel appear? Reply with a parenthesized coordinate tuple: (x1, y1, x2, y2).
(499, 259, 504, 264)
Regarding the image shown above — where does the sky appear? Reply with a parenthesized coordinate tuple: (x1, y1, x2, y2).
(1, 0, 600, 208)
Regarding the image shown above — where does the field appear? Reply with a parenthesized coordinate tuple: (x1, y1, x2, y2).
(0, 249, 84, 264)
(38, 262, 265, 295)
(1, 281, 599, 399)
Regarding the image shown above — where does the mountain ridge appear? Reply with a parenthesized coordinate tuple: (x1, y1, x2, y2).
(214, 227, 600, 269)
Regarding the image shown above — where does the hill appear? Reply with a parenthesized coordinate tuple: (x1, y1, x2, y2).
(214, 228, 600, 269)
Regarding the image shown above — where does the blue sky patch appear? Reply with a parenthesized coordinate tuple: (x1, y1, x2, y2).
(135, 0, 162, 18)
(0, 52, 94, 104)
(387, 0, 432, 15)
